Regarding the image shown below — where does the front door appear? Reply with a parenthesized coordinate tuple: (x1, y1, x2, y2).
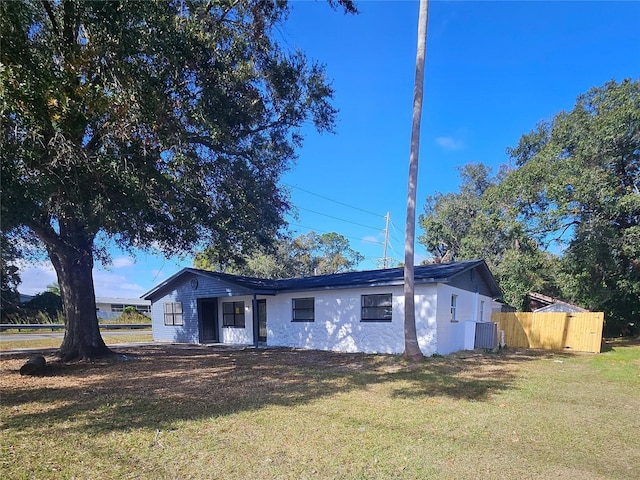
(199, 299, 218, 343)
(257, 299, 267, 342)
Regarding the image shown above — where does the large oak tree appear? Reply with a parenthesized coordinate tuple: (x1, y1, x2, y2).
(419, 163, 558, 310)
(419, 80, 639, 334)
(0, 0, 355, 360)
(504, 79, 639, 335)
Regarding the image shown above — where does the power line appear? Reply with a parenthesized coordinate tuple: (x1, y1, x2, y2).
(287, 222, 384, 246)
(388, 218, 405, 245)
(284, 183, 385, 218)
(296, 206, 383, 231)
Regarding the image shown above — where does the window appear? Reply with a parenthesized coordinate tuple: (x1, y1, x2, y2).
(223, 301, 245, 328)
(480, 300, 485, 322)
(450, 294, 458, 322)
(112, 303, 150, 314)
(361, 294, 392, 322)
(292, 297, 314, 322)
(136, 305, 151, 314)
(164, 302, 183, 326)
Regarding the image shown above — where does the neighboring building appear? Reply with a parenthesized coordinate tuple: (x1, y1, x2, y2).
(526, 292, 588, 313)
(95, 297, 152, 320)
(143, 260, 502, 356)
(492, 299, 516, 313)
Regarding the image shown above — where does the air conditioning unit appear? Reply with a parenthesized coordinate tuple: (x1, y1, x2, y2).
(474, 322, 499, 349)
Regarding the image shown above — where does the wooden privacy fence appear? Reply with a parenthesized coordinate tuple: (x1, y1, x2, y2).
(491, 312, 605, 353)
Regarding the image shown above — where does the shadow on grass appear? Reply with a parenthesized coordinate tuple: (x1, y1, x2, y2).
(601, 336, 640, 353)
(0, 345, 564, 435)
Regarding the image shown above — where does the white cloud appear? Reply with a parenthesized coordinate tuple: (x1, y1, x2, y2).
(111, 256, 135, 269)
(92, 270, 146, 298)
(362, 235, 382, 245)
(16, 261, 57, 295)
(435, 136, 464, 151)
(16, 260, 146, 299)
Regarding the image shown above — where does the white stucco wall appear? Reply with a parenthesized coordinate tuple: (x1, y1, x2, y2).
(150, 275, 492, 356)
(262, 285, 438, 356)
(435, 284, 493, 354)
(218, 295, 254, 345)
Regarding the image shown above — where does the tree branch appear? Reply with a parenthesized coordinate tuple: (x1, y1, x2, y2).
(26, 212, 62, 252)
(41, 0, 61, 38)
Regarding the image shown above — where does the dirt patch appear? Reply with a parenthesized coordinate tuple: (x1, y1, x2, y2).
(0, 344, 544, 408)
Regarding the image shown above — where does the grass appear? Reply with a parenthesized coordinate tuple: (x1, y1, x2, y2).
(1, 341, 639, 479)
(0, 331, 152, 351)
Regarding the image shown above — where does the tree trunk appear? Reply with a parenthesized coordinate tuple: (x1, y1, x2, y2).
(403, 0, 429, 360)
(48, 228, 112, 361)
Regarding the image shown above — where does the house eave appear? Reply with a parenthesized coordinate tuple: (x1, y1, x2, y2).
(143, 260, 502, 300)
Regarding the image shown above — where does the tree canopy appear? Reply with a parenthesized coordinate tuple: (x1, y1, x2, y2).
(419, 163, 556, 309)
(194, 231, 364, 278)
(419, 79, 639, 335)
(0, 232, 21, 320)
(0, 0, 356, 359)
(504, 79, 639, 334)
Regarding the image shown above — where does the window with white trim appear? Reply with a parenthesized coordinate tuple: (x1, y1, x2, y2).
(450, 294, 458, 322)
(361, 294, 392, 322)
(292, 297, 314, 322)
(480, 300, 485, 321)
(164, 302, 183, 326)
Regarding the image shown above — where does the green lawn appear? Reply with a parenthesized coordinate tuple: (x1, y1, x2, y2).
(1, 341, 638, 479)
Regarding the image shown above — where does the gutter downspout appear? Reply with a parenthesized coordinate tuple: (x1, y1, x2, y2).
(474, 287, 479, 322)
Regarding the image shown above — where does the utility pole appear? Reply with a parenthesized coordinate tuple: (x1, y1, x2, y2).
(382, 212, 390, 268)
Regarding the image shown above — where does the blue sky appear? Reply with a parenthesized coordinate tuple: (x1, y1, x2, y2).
(19, 0, 640, 297)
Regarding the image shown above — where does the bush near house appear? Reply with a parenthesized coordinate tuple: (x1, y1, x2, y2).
(100, 306, 151, 325)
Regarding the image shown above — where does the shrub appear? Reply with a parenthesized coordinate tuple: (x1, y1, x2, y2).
(24, 292, 62, 319)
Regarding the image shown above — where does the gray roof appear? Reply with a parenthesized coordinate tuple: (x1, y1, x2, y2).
(275, 259, 498, 292)
(95, 297, 151, 306)
(143, 259, 501, 300)
(534, 303, 587, 313)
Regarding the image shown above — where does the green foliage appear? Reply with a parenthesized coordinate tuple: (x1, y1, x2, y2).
(0, 232, 21, 320)
(419, 80, 639, 332)
(3, 292, 64, 324)
(302, 231, 365, 275)
(195, 231, 364, 277)
(1, 0, 355, 259)
(0, 0, 355, 355)
(504, 79, 640, 335)
(23, 291, 63, 319)
(418, 163, 555, 308)
(109, 307, 151, 324)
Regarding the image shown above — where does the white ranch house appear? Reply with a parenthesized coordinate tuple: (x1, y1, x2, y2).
(143, 260, 502, 356)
